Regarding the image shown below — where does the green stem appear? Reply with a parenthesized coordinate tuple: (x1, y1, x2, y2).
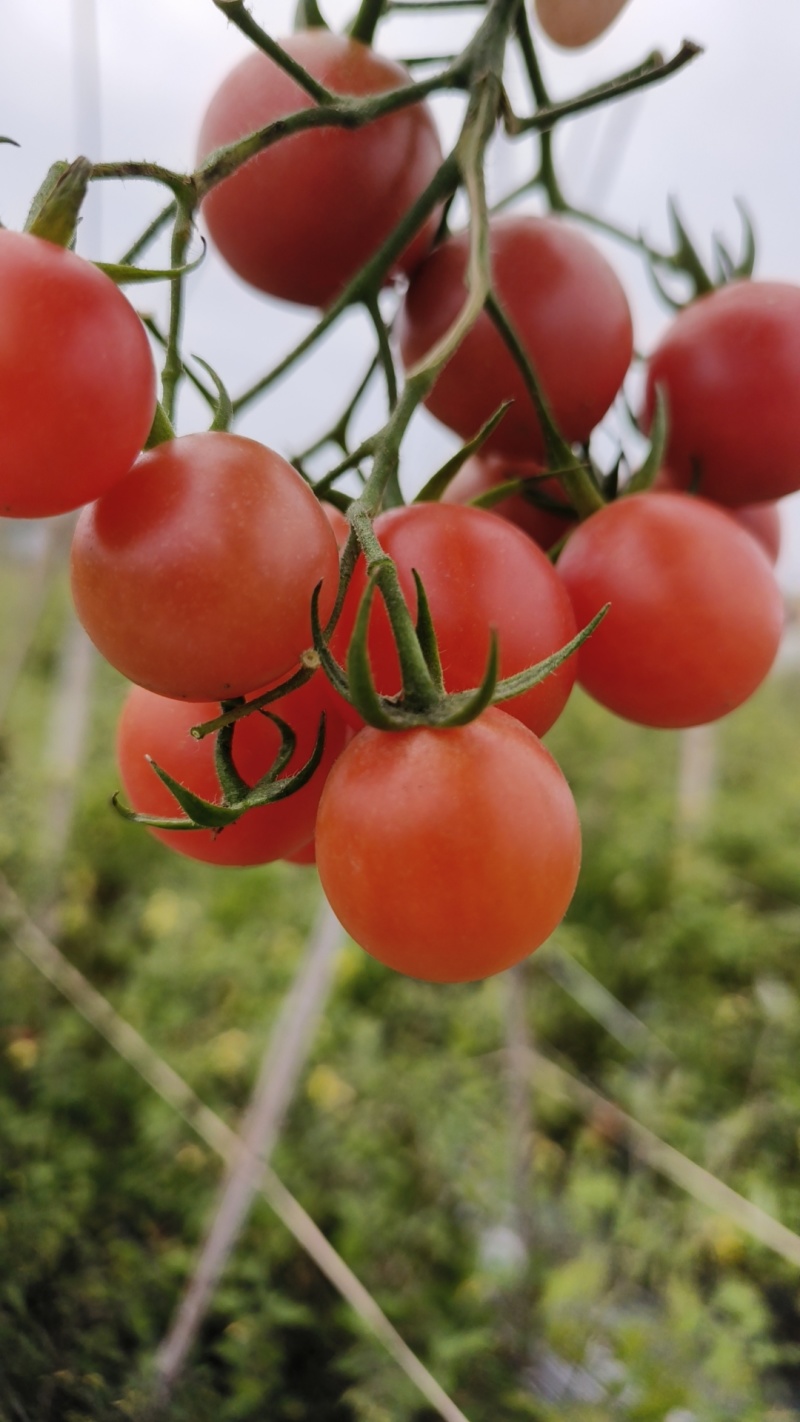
(212, 1, 334, 102)
(232, 153, 460, 415)
(118, 201, 177, 266)
(160, 199, 196, 422)
(509, 41, 703, 135)
(349, 0, 388, 45)
(486, 294, 605, 518)
(365, 296, 398, 411)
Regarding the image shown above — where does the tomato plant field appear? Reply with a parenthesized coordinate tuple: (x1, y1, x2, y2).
(2, 0, 800, 1416)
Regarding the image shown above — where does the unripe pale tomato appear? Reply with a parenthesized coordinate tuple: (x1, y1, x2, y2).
(0, 231, 156, 518)
(197, 31, 443, 308)
(71, 432, 339, 702)
(316, 709, 581, 982)
(645, 281, 800, 506)
(556, 491, 784, 728)
(398, 215, 633, 462)
(117, 675, 349, 866)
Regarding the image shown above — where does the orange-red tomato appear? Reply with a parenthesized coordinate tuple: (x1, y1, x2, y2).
(398, 214, 633, 462)
(197, 31, 443, 308)
(316, 709, 581, 982)
(329, 502, 578, 737)
(117, 674, 349, 866)
(0, 231, 156, 518)
(557, 491, 784, 727)
(71, 432, 339, 702)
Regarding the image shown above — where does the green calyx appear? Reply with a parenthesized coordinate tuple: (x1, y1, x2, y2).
(112, 710, 326, 833)
(311, 559, 609, 732)
(26, 157, 91, 248)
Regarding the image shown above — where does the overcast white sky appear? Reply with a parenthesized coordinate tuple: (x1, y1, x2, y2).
(3, 0, 800, 582)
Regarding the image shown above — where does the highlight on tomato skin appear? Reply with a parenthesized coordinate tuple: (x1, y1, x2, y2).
(116, 675, 350, 868)
(397, 213, 634, 462)
(315, 708, 582, 984)
(70, 431, 340, 703)
(327, 500, 579, 738)
(556, 490, 785, 729)
(196, 30, 443, 309)
(644, 280, 800, 506)
(0, 230, 157, 519)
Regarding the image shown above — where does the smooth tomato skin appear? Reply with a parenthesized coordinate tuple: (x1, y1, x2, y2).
(71, 432, 339, 701)
(645, 282, 800, 506)
(556, 491, 784, 728)
(654, 469, 782, 565)
(197, 32, 443, 308)
(733, 502, 782, 565)
(398, 215, 633, 461)
(442, 455, 575, 552)
(329, 502, 578, 737)
(316, 709, 581, 983)
(117, 674, 349, 866)
(0, 231, 156, 518)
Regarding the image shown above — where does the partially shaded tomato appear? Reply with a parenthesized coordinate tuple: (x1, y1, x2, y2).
(398, 214, 633, 461)
(442, 455, 575, 551)
(117, 674, 349, 866)
(329, 501, 578, 737)
(197, 31, 443, 308)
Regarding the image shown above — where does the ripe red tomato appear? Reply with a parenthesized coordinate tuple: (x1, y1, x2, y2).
(556, 491, 784, 727)
(654, 469, 782, 565)
(644, 282, 800, 506)
(0, 230, 156, 518)
(117, 673, 349, 866)
(397, 215, 633, 461)
(329, 502, 578, 737)
(197, 31, 443, 308)
(71, 432, 339, 701)
(442, 455, 574, 552)
(316, 709, 581, 982)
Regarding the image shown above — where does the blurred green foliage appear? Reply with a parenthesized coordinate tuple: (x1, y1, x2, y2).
(0, 543, 799, 1419)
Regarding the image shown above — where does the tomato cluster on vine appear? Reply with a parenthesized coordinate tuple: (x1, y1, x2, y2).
(0, 4, 792, 984)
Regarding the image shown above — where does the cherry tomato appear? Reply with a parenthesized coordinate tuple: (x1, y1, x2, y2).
(442, 455, 575, 552)
(535, 0, 631, 48)
(644, 281, 800, 506)
(316, 709, 581, 982)
(329, 502, 578, 737)
(117, 673, 349, 866)
(71, 432, 339, 701)
(0, 230, 156, 518)
(654, 469, 782, 565)
(397, 214, 633, 462)
(197, 31, 443, 309)
(556, 491, 784, 728)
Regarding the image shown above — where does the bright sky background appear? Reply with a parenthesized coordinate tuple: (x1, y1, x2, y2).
(3, 0, 800, 583)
